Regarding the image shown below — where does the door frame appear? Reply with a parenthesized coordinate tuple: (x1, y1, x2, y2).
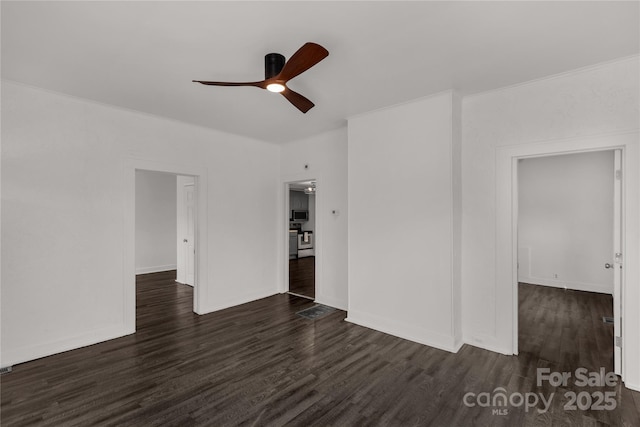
(496, 131, 638, 383)
(281, 176, 322, 301)
(613, 149, 623, 375)
(123, 159, 208, 334)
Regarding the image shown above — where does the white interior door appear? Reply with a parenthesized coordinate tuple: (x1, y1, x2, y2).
(184, 183, 195, 286)
(613, 149, 622, 375)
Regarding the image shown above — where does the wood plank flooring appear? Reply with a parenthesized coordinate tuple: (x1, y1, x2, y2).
(519, 282, 615, 374)
(2, 275, 639, 426)
(289, 256, 315, 299)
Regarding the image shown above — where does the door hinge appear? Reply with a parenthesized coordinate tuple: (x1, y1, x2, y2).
(615, 252, 623, 263)
(615, 170, 622, 180)
(615, 336, 622, 348)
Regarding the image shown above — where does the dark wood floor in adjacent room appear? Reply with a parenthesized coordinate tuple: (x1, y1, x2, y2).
(2, 274, 639, 426)
(518, 282, 616, 374)
(289, 256, 315, 299)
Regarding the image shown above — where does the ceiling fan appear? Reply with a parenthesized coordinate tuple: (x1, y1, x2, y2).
(193, 42, 329, 113)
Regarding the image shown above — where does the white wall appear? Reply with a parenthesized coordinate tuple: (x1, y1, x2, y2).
(1, 81, 280, 367)
(135, 170, 177, 274)
(518, 151, 614, 294)
(347, 92, 462, 352)
(461, 56, 639, 387)
(280, 127, 348, 310)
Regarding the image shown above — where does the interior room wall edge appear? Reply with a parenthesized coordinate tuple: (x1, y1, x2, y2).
(346, 310, 463, 354)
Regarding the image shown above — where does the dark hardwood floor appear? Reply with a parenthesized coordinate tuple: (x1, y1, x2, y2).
(289, 256, 315, 299)
(519, 282, 615, 374)
(2, 275, 639, 426)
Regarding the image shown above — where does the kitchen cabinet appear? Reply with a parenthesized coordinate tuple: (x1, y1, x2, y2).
(289, 190, 309, 211)
(289, 230, 298, 259)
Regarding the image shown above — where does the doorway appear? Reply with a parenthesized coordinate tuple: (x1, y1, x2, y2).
(495, 132, 637, 385)
(287, 180, 316, 300)
(516, 151, 618, 373)
(124, 160, 208, 334)
(135, 171, 197, 310)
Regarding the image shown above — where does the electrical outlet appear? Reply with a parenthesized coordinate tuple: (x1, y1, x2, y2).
(554, 273, 558, 279)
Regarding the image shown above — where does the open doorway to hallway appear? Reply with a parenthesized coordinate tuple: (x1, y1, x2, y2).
(135, 171, 196, 323)
(516, 150, 618, 374)
(288, 180, 316, 300)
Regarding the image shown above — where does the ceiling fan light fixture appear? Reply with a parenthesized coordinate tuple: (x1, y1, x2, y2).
(193, 42, 328, 112)
(266, 83, 286, 93)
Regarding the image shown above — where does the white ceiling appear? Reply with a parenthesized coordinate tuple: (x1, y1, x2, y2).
(2, 1, 638, 143)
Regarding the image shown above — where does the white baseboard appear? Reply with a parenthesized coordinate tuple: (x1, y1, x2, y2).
(518, 276, 612, 295)
(135, 264, 177, 275)
(463, 333, 513, 355)
(314, 294, 347, 311)
(451, 337, 464, 353)
(625, 382, 640, 392)
(204, 289, 278, 314)
(345, 309, 460, 353)
(1, 324, 132, 368)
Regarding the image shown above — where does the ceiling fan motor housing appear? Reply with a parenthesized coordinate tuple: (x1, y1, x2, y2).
(265, 53, 285, 79)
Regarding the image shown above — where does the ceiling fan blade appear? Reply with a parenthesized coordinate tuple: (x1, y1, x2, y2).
(277, 42, 328, 82)
(192, 80, 266, 89)
(281, 88, 315, 113)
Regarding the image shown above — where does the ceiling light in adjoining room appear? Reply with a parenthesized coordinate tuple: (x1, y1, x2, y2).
(304, 182, 316, 195)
